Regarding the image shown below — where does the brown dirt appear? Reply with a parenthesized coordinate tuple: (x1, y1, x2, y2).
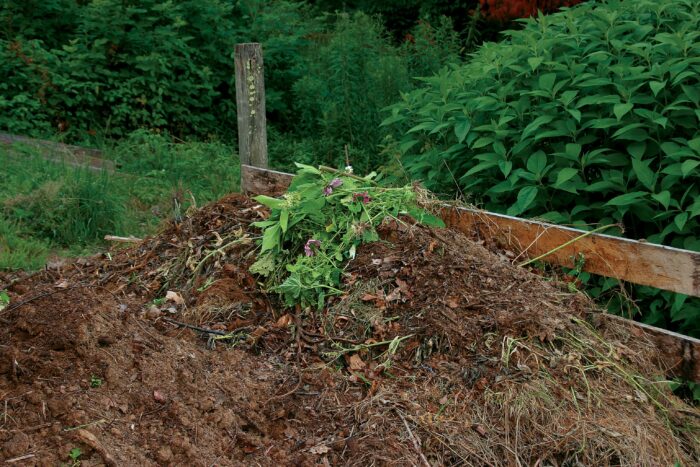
(1, 194, 698, 466)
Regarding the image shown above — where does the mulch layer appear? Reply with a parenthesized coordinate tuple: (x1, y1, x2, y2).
(1, 194, 698, 466)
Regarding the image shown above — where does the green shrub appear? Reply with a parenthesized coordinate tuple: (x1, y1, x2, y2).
(384, 0, 700, 336)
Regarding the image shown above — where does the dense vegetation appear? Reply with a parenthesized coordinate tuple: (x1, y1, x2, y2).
(0, 133, 240, 269)
(384, 0, 700, 337)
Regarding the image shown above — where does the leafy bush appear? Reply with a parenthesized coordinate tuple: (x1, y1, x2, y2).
(1, 0, 237, 140)
(384, 0, 700, 336)
(250, 164, 443, 308)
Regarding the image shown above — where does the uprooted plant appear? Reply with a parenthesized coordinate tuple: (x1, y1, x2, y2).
(250, 164, 444, 309)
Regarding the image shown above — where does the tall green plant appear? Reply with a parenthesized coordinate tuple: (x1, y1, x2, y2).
(384, 0, 700, 336)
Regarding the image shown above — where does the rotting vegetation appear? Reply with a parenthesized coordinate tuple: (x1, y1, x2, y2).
(1, 168, 699, 466)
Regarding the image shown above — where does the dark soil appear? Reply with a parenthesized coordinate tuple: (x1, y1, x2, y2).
(1, 194, 698, 466)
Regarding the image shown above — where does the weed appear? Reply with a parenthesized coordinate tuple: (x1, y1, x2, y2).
(90, 375, 103, 388)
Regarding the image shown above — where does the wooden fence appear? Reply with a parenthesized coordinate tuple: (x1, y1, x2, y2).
(235, 44, 700, 383)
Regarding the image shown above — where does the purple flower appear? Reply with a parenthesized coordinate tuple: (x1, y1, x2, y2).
(323, 178, 343, 196)
(304, 239, 321, 257)
(352, 192, 372, 204)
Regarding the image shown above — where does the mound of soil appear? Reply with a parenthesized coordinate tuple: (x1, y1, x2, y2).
(1, 194, 698, 466)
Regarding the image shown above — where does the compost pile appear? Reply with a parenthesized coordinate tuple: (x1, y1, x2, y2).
(1, 194, 699, 466)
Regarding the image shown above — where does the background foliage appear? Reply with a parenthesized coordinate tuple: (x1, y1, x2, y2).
(384, 0, 700, 336)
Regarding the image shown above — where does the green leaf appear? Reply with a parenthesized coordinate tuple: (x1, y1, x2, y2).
(631, 158, 655, 190)
(528, 56, 543, 71)
(613, 103, 633, 121)
(0, 291, 9, 312)
(689, 137, 700, 155)
(612, 123, 646, 139)
(399, 139, 419, 154)
(280, 210, 289, 233)
(555, 168, 579, 187)
(521, 115, 554, 140)
(454, 117, 471, 143)
(253, 195, 285, 210)
(627, 142, 646, 159)
(674, 212, 689, 231)
(649, 80, 666, 96)
(605, 191, 648, 207)
(651, 191, 671, 209)
(538, 73, 557, 92)
(507, 186, 538, 216)
(565, 143, 582, 160)
(261, 224, 281, 252)
(526, 151, 547, 176)
(499, 160, 513, 178)
(681, 160, 700, 177)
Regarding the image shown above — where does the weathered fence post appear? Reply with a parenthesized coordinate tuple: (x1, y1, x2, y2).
(234, 43, 268, 180)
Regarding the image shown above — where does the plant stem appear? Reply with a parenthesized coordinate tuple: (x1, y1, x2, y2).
(517, 223, 618, 268)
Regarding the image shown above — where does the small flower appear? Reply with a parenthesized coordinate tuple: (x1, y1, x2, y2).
(352, 192, 372, 204)
(304, 239, 321, 257)
(344, 165, 353, 174)
(323, 178, 343, 196)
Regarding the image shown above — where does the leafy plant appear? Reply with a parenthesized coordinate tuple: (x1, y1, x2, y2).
(90, 375, 103, 388)
(68, 447, 82, 466)
(384, 0, 700, 336)
(250, 164, 444, 308)
(0, 291, 9, 312)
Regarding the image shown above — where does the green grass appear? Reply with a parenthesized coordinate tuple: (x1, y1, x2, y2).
(0, 130, 240, 271)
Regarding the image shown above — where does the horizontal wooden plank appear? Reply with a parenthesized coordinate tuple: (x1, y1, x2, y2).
(0, 132, 115, 172)
(441, 207, 700, 298)
(241, 164, 293, 196)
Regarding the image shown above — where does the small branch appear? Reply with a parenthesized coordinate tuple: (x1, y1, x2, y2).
(104, 235, 142, 243)
(161, 317, 230, 336)
(517, 223, 618, 268)
(396, 410, 431, 467)
(5, 454, 36, 464)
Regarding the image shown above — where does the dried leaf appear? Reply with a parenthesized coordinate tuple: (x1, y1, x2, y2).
(165, 291, 185, 306)
(309, 444, 331, 455)
(348, 354, 365, 371)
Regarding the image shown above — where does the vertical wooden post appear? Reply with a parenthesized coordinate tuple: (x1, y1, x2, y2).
(234, 43, 268, 174)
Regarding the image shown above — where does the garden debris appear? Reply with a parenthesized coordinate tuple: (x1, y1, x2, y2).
(0, 194, 698, 466)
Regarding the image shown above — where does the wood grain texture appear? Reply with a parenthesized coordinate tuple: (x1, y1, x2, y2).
(0, 132, 115, 171)
(234, 43, 268, 169)
(441, 207, 700, 298)
(241, 164, 292, 196)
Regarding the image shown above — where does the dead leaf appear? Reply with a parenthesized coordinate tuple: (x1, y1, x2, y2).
(54, 280, 69, 289)
(446, 296, 460, 309)
(165, 291, 185, 306)
(275, 314, 292, 328)
(385, 287, 401, 302)
(309, 444, 330, 455)
(348, 354, 365, 371)
(472, 424, 487, 438)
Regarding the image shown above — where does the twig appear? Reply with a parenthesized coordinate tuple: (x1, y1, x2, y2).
(265, 309, 305, 403)
(517, 224, 618, 268)
(63, 418, 107, 432)
(5, 453, 36, 463)
(104, 235, 142, 243)
(396, 410, 431, 467)
(161, 317, 230, 336)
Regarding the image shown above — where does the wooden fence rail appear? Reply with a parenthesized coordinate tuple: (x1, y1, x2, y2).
(235, 43, 700, 383)
(0, 132, 114, 172)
